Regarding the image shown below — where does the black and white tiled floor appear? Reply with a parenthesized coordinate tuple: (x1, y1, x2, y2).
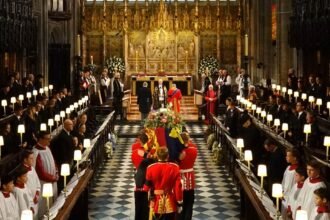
(88, 123, 240, 220)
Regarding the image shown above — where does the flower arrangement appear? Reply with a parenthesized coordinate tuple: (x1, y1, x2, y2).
(105, 56, 126, 77)
(198, 55, 219, 77)
(144, 107, 185, 130)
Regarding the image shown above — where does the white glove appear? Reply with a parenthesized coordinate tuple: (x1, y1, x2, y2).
(177, 206, 182, 214)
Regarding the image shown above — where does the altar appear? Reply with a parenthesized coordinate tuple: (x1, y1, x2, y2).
(131, 74, 192, 96)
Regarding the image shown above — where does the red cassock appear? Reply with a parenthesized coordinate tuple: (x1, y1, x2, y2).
(179, 142, 198, 190)
(205, 90, 217, 123)
(167, 88, 182, 113)
(144, 162, 183, 214)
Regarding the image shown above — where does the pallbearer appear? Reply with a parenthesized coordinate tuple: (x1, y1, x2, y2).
(178, 132, 197, 220)
(144, 147, 183, 220)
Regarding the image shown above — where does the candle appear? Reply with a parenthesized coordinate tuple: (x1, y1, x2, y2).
(40, 123, 47, 131)
(61, 163, 70, 195)
(237, 138, 244, 160)
(282, 123, 288, 138)
(244, 150, 253, 174)
(296, 210, 308, 220)
(21, 209, 33, 220)
(0, 135, 3, 158)
(303, 124, 311, 143)
(84, 139, 91, 148)
(244, 34, 248, 56)
(1, 99, 7, 115)
(90, 55, 93, 65)
(42, 183, 53, 219)
(77, 35, 81, 56)
(324, 136, 330, 161)
(74, 150, 82, 175)
(257, 164, 267, 197)
(274, 118, 280, 133)
(18, 124, 25, 144)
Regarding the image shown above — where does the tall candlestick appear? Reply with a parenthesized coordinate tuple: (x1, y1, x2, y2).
(77, 35, 81, 56)
(244, 34, 248, 56)
(90, 55, 93, 65)
(135, 50, 138, 73)
(185, 50, 188, 73)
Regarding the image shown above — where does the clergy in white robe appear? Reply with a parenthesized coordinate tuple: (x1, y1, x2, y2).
(22, 150, 41, 217)
(309, 188, 330, 220)
(32, 131, 58, 219)
(295, 160, 326, 219)
(285, 166, 307, 219)
(12, 165, 34, 216)
(0, 175, 20, 220)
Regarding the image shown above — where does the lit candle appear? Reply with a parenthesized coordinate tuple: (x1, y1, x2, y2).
(272, 183, 283, 217)
(303, 124, 311, 143)
(316, 98, 322, 113)
(84, 139, 91, 148)
(274, 118, 280, 133)
(61, 163, 70, 196)
(90, 55, 93, 65)
(296, 210, 308, 220)
(282, 123, 288, 138)
(324, 136, 330, 161)
(257, 164, 267, 198)
(237, 138, 244, 160)
(244, 150, 253, 175)
(0, 136, 3, 159)
(1, 99, 7, 115)
(244, 34, 248, 56)
(40, 123, 47, 131)
(20, 209, 33, 220)
(42, 183, 53, 219)
(17, 124, 25, 144)
(74, 150, 82, 176)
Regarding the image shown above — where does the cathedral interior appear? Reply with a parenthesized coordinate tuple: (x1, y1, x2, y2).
(0, 0, 330, 220)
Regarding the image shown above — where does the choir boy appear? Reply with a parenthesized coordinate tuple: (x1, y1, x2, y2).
(310, 188, 330, 220)
(0, 175, 20, 219)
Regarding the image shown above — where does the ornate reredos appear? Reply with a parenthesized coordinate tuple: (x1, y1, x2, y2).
(82, 1, 241, 74)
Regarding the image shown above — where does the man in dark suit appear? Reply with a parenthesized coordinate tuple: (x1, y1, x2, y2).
(137, 82, 152, 122)
(113, 72, 124, 120)
(10, 104, 24, 135)
(289, 101, 306, 147)
(224, 98, 239, 138)
(51, 119, 74, 166)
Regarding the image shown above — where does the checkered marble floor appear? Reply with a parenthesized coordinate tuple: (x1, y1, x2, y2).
(88, 123, 240, 220)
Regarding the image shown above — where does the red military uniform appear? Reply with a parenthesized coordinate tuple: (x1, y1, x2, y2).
(179, 141, 197, 190)
(144, 162, 183, 214)
(167, 87, 182, 113)
(131, 139, 145, 169)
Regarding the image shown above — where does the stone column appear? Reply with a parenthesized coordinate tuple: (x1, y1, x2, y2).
(277, 0, 293, 84)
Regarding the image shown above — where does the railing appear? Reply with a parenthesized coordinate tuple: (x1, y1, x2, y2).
(48, 110, 115, 220)
(210, 114, 278, 220)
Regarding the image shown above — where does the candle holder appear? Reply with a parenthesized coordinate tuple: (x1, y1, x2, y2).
(282, 123, 288, 138)
(61, 163, 70, 197)
(74, 150, 82, 177)
(237, 138, 244, 160)
(42, 183, 53, 220)
(257, 164, 267, 198)
(324, 136, 330, 161)
(244, 150, 253, 176)
(303, 124, 311, 143)
(272, 184, 283, 219)
(1, 99, 7, 115)
(17, 124, 25, 145)
(0, 136, 3, 159)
